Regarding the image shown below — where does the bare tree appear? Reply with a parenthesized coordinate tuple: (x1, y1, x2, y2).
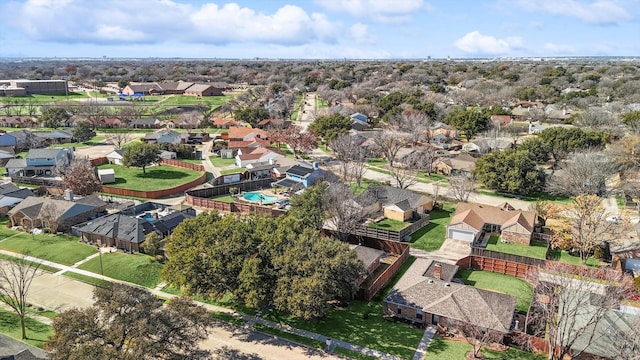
(39, 203, 60, 233)
(79, 102, 110, 127)
(324, 183, 372, 241)
(432, 181, 441, 207)
(526, 262, 634, 360)
(372, 130, 409, 168)
(58, 159, 102, 196)
(107, 132, 133, 149)
(605, 316, 640, 360)
(567, 194, 631, 263)
(607, 135, 640, 176)
(546, 149, 616, 197)
(389, 165, 418, 189)
(348, 146, 371, 189)
(447, 175, 476, 202)
(398, 110, 432, 146)
(455, 319, 502, 358)
(0, 257, 41, 339)
(330, 134, 358, 181)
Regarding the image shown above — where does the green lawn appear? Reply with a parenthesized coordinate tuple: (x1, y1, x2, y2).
(49, 135, 106, 148)
(367, 158, 388, 167)
(485, 235, 548, 260)
(177, 158, 203, 165)
(0, 309, 53, 348)
(315, 96, 329, 110)
(77, 252, 163, 288)
(209, 194, 235, 203)
(0, 232, 96, 266)
(456, 269, 533, 312)
(350, 178, 382, 196)
(63, 272, 111, 287)
(160, 94, 234, 107)
(208, 155, 236, 167)
(417, 172, 450, 184)
(410, 204, 455, 251)
(278, 143, 295, 157)
(291, 94, 304, 120)
(0, 92, 88, 105)
(220, 167, 245, 175)
(426, 337, 545, 360)
(547, 248, 601, 267)
(368, 218, 410, 231)
(97, 164, 203, 191)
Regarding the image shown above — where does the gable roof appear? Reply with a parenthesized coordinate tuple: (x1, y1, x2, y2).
(212, 118, 237, 126)
(386, 278, 516, 333)
(228, 127, 268, 140)
(286, 164, 315, 178)
(131, 118, 160, 126)
(0, 183, 20, 195)
(77, 213, 152, 244)
(424, 261, 459, 282)
(144, 129, 182, 141)
(26, 148, 66, 159)
(358, 186, 431, 211)
(0, 333, 47, 359)
(8, 196, 104, 222)
(185, 84, 213, 93)
(450, 203, 536, 233)
(5, 158, 26, 169)
(350, 244, 384, 270)
(157, 81, 194, 91)
(434, 153, 477, 171)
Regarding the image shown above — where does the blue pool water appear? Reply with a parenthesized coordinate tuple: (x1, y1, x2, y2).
(242, 192, 278, 204)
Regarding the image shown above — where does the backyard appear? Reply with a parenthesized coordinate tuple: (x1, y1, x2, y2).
(456, 269, 533, 312)
(208, 155, 236, 167)
(485, 235, 548, 260)
(159, 94, 234, 107)
(350, 178, 383, 196)
(220, 167, 244, 175)
(49, 135, 106, 149)
(426, 337, 545, 360)
(368, 218, 409, 231)
(410, 203, 455, 251)
(0, 230, 96, 266)
(77, 252, 163, 288)
(97, 164, 203, 191)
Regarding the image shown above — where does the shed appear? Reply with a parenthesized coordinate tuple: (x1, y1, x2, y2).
(98, 168, 116, 184)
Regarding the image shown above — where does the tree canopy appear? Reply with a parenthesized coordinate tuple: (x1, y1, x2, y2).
(71, 121, 96, 143)
(308, 113, 352, 142)
(537, 127, 610, 164)
(474, 148, 546, 195)
(46, 283, 213, 360)
(233, 106, 270, 126)
(60, 159, 102, 196)
(40, 107, 70, 129)
(122, 142, 159, 174)
(162, 205, 364, 320)
(443, 106, 506, 141)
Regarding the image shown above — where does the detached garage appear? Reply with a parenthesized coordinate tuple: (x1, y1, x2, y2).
(447, 228, 477, 242)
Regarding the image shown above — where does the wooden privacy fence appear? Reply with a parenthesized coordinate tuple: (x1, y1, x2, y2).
(101, 172, 207, 199)
(159, 158, 204, 171)
(359, 244, 410, 300)
(185, 196, 286, 217)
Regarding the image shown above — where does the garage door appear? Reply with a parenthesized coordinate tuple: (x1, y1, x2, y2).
(448, 228, 475, 242)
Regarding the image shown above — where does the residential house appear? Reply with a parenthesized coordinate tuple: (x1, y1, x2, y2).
(0, 149, 14, 166)
(35, 129, 73, 145)
(384, 259, 516, 337)
(228, 127, 269, 142)
(156, 81, 194, 94)
(0, 130, 42, 152)
(6, 148, 73, 177)
(8, 195, 107, 231)
(76, 211, 192, 252)
(130, 118, 162, 129)
(272, 162, 331, 190)
(447, 202, 538, 244)
(490, 115, 513, 129)
(0, 116, 36, 128)
(427, 123, 458, 140)
(350, 113, 371, 131)
(104, 117, 124, 128)
(106, 149, 124, 165)
(528, 122, 573, 135)
(462, 137, 513, 154)
(184, 84, 223, 96)
(256, 118, 288, 129)
(121, 83, 162, 96)
(212, 118, 238, 129)
(0, 184, 35, 215)
(159, 150, 177, 160)
(235, 147, 284, 167)
(432, 153, 477, 176)
(358, 185, 433, 222)
(186, 132, 209, 144)
(143, 129, 188, 144)
(0, 333, 47, 360)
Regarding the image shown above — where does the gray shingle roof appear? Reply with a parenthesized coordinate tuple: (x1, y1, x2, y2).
(26, 148, 64, 159)
(423, 261, 459, 282)
(358, 186, 430, 210)
(5, 158, 26, 169)
(77, 213, 149, 244)
(0, 333, 47, 359)
(350, 245, 384, 270)
(0, 183, 19, 195)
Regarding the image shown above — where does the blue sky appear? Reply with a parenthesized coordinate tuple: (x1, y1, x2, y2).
(0, 0, 638, 58)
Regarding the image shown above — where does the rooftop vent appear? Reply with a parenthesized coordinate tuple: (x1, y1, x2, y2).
(444, 283, 451, 287)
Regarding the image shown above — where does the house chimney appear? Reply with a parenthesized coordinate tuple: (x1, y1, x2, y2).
(433, 263, 442, 280)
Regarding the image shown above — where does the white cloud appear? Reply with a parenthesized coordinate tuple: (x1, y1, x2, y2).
(513, 0, 632, 24)
(349, 23, 375, 44)
(543, 42, 576, 53)
(453, 31, 523, 55)
(315, 0, 429, 22)
(2, 0, 340, 45)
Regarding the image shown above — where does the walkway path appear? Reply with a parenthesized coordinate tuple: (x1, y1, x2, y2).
(0, 248, 401, 360)
(412, 326, 436, 360)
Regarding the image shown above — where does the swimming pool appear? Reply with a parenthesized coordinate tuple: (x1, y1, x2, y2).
(242, 192, 278, 204)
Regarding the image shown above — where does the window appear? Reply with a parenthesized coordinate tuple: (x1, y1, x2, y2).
(416, 313, 423, 320)
(396, 308, 402, 315)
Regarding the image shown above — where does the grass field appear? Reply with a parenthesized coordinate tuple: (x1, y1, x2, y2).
(426, 337, 545, 360)
(220, 167, 244, 175)
(410, 203, 455, 252)
(485, 235, 548, 260)
(97, 164, 203, 191)
(547, 248, 601, 267)
(0, 309, 53, 348)
(351, 178, 382, 196)
(368, 218, 409, 231)
(77, 252, 163, 288)
(0, 231, 97, 266)
(208, 155, 236, 167)
(160, 94, 234, 107)
(49, 135, 106, 148)
(456, 269, 533, 312)
(209, 194, 235, 203)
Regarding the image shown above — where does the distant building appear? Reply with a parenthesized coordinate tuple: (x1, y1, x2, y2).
(0, 79, 67, 96)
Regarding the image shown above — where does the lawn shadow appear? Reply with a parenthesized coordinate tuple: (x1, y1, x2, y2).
(409, 223, 437, 242)
(136, 169, 189, 180)
(454, 269, 476, 286)
(428, 208, 453, 220)
(424, 336, 449, 355)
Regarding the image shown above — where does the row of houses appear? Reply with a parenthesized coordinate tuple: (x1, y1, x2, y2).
(121, 81, 228, 97)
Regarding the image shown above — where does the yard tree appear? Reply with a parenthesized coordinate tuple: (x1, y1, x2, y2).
(272, 230, 363, 320)
(142, 231, 163, 258)
(122, 142, 159, 174)
(107, 132, 133, 149)
(443, 106, 491, 141)
(233, 106, 269, 126)
(517, 137, 551, 164)
(308, 113, 352, 142)
(447, 175, 477, 203)
(526, 262, 633, 360)
(46, 283, 213, 360)
(473, 148, 545, 195)
(537, 127, 610, 167)
(71, 121, 96, 143)
(331, 134, 371, 183)
(546, 149, 616, 197)
(59, 159, 102, 196)
(324, 182, 372, 241)
(372, 130, 410, 168)
(271, 125, 317, 158)
(40, 107, 70, 129)
(0, 257, 41, 340)
(608, 135, 640, 175)
(567, 194, 631, 263)
(287, 183, 328, 230)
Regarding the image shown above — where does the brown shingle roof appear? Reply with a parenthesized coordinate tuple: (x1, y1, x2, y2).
(228, 127, 269, 140)
(449, 203, 536, 233)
